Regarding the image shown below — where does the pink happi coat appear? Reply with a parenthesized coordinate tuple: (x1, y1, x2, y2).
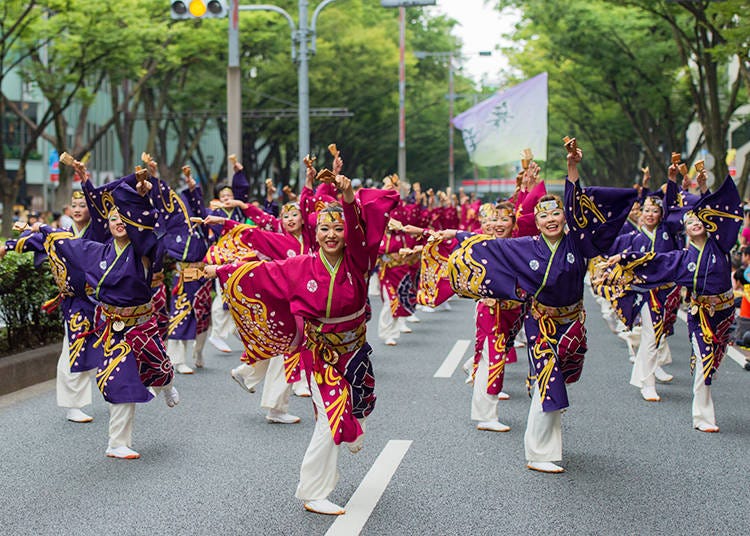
(217, 188, 399, 444)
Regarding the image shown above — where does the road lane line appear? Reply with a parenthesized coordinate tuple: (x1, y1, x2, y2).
(676, 309, 744, 367)
(433, 339, 471, 378)
(325, 439, 412, 536)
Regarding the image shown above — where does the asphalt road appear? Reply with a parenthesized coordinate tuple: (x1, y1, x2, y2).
(1, 291, 749, 535)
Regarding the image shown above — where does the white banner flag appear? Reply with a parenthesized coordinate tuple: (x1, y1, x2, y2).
(452, 72, 548, 166)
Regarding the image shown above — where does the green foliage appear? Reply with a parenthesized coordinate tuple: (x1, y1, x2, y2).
(497, 0, 695, 186)
(0, 251, 62, 356)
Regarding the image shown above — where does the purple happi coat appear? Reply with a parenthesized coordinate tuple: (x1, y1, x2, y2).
(40, 183, 173, 404)
(614, 177, 742, 385)
(449, 179, 637, 411)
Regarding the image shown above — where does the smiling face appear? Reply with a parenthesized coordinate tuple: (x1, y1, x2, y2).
(480, 217, 498, 235)
(282, 207, 303, 235)
(316, 220, 345, 258)
(494, 213, 514, 238)
(641, 199, 662, 229)
(70, 196, 90, 226)
(684, 215, 706, 241)
(535, 208, 566, 241)
(108, 210, 127, 240)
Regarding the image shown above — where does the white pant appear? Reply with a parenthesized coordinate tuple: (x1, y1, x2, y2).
(234, 357, 292, 412)
(691, 334, 716, 428)
(167, 338, 194, 366)
(107, 383, 174, 449)
(167, 331, 207, 366)
(471, 347, 498, 422)
(295, 380, 339, 501)
(210, 279, 234, 340)
(56, 328, 95, 409)
(631, 303, 658, 388)
(524, 386, 562, 462)
(378, 289, 400, 341)
(108, 403, 135, 449)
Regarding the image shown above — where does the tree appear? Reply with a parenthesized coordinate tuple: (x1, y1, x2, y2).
(0, 1, 45, 237)
(496, 0, 695, 186)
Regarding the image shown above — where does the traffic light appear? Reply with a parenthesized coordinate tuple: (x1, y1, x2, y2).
(170, 0, 228, 20)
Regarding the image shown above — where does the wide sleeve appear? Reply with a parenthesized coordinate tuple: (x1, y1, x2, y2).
(693, 176, 743, 254)
(565, 179, 639, 258)
(243, 203, 281, 232)
(112, 183, 158, 260)
(38, 224, 101, 296)
(5, 230, 47, 267)
(216, 259, 298, 363)
(204, 220, 257, 265)
(612, 249, 693, 289)
(232, 169, 249, 204)
(348, 188, 401, 274)
(449, 232, 535, 301)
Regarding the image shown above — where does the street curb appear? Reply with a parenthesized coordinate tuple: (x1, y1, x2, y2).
(0, 343, 59, 396)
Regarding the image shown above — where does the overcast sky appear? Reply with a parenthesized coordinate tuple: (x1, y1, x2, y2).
(425, 0, 519, 86)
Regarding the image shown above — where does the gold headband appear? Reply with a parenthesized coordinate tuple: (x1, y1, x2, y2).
(281, 202, 300, 214)
(72, 191, 85, 200)
(478, 203, 498, 220)
(317, 207, 344, 225)
(497, 208, 514, 219)
(534, 199, 561, 214)
(682, 210, 698, 224)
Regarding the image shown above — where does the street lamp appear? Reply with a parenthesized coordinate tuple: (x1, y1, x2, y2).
(380, 1, 436, 182)
(413, 50, 491, 192)
(226, 0, 339, 185)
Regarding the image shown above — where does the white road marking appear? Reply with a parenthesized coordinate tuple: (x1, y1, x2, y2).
(433, 339, 471, 378)
(676, 309, 745, 367)
(325, 440, 412, 536)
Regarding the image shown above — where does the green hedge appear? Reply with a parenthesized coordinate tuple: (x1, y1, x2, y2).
(0, 251, 63, 356)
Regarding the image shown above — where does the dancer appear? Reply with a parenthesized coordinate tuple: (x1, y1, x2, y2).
(448, 143, 637, 473)
(206, 173, 398, 514)
(33, 177, 178, 459)
(3, 173, 106, 424)
(602, 171, 741, 431)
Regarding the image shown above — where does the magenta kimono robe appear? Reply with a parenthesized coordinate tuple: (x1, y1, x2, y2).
(217, 189, 399, 444)
(40, 184, 173, 404)
(614, 177, 742, 384)
(449, 179, 638, 412)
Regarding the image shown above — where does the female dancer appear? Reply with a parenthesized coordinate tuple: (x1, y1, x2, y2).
(205, 174, 398, 514)
(448, 145, 637, 473)
(3, 176, 106, 424)
(603, 172, 741, 431)
(34, 179, 177, 459)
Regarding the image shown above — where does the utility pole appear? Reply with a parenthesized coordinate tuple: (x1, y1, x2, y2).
(226, 0, 339, 184)
(381, 1, 436, 182)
